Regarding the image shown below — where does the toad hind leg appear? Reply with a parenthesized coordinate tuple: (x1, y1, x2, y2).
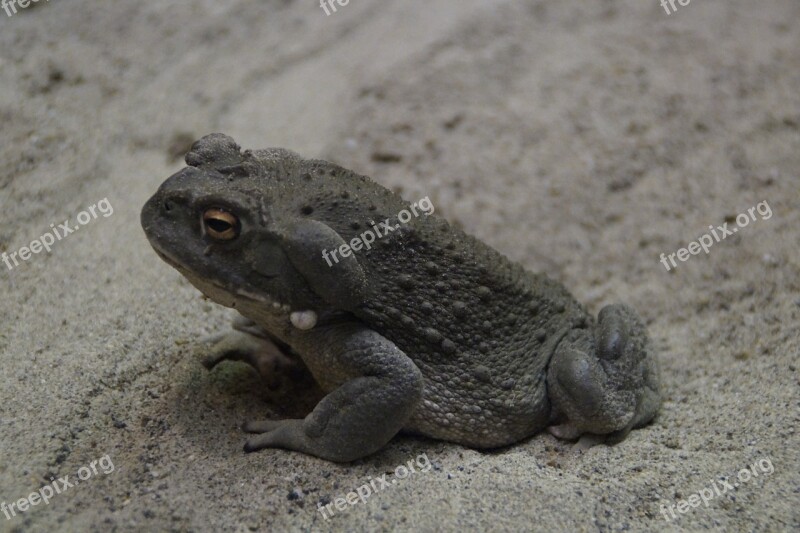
(243, 324, 423, 462)
(547, 304, 660, 442)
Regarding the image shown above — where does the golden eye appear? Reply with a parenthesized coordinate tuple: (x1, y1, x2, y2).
(202, 208, 240, 241)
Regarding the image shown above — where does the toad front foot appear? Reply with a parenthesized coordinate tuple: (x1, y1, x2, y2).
(201, 317, 299, 391)
(242, 324, 424, 462)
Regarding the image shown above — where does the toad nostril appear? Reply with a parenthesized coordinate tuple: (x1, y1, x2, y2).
(164, 200, 174, 212)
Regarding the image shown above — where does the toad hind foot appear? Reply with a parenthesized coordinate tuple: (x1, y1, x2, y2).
(547, 304, 660, 441)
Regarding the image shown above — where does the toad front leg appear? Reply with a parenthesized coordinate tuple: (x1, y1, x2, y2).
(242, 323, 423, 462)
(201, 316, 300, 390)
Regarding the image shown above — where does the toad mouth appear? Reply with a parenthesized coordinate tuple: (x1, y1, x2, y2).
(147, 242, 318, 330)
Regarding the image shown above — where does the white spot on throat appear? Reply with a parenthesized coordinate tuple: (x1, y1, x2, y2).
(290, 310, 318, 331)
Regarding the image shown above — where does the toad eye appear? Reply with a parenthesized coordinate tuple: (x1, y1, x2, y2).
(202, 208, 240, 241)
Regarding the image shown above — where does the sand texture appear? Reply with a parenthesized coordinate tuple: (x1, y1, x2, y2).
(0, 0, 798, 531)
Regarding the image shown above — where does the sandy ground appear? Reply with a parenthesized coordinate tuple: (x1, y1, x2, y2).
(1, 0, 799, 531)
